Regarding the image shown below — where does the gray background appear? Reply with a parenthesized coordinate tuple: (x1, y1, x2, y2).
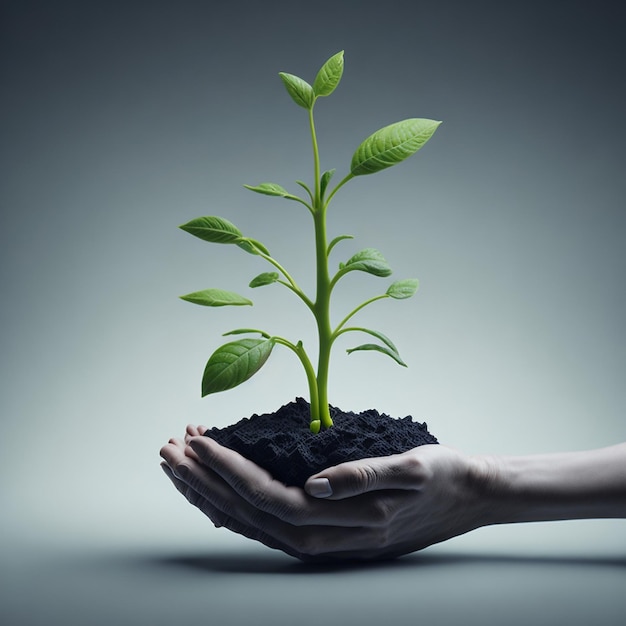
(1, 1, 624, 624)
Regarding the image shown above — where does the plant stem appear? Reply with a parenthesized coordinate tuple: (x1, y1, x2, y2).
(274, 337, 319, 426)
(325, 172, 354, 207)
(309, 104, 333, 430)
(257, 251, 315, 311)
(313, 207, 334, 429)
(309, 107, 321, 203)
(333, 294, 389, 337)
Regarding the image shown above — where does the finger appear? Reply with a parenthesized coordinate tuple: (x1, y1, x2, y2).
(159, 438, 187, 471)
(187, 436, 404, 527)
(186, 436, 310, 522)
(160, 462, 394, 560)
(161, 463, 221, 527)
(160, 437, 204, 471)
(185, 447, 202, 463)
(186, 424, 205, 437)
(161, 462, 306, 557)
(304, 449, 430, 500)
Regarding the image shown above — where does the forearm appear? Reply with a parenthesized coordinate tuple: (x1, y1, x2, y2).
(476, 443, 626, 525)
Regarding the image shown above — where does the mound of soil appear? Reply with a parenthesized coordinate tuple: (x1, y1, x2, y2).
(203, 397, 439, 487)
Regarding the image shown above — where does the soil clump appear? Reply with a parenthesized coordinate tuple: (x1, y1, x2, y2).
(204, 397, 439, 487)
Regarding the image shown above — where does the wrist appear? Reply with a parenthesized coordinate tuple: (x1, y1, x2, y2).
(467, 453, 537, 526)
(465, 454, 510, 527)
(468, 445, 626, 525)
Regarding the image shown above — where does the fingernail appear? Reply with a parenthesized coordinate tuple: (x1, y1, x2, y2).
(173, 464, 189, 480)
(306, 477, 333, 498)
(187, 436, 208, 450)
(188, 438, 204, 451)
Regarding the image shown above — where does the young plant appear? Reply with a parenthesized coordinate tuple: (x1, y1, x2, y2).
(180, 51, 440, 433)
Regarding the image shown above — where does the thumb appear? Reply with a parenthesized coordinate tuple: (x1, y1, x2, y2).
(304, 453, 421, 500)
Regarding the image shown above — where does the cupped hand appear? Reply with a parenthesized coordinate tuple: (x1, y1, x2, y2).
(160, 429, 490, 561)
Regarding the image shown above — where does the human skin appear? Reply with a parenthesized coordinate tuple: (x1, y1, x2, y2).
(160, 429, 626, 561)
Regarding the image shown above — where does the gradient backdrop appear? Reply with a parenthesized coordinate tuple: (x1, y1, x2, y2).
(1, 1, 625, 624)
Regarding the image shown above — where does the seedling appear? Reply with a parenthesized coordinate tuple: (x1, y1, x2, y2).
(180, 51, 440, 433)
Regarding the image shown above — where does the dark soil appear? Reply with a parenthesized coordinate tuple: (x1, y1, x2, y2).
(203, 397, 439, 487)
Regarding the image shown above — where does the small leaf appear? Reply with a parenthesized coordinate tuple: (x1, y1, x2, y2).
(345, 327, 401, 354)
(350, 118, 442, 176)
(386, 279, 420, 299)
(346, 343, 407, 367)
(237, 237, 271, 256)
(249, 272, 279, 288)
(296, 180, 313, 200)
(279, 72, 314, 109)
(180, 289, 252, 307)
(179, 216, 243, 244)
(313, 50, 344, 97)
(342, 248, 392, 277)
(202, 338, 275, 396)
(320, 169, 336, 198)
(244, 182, 308, 206)
(244, 182, 290, 197)
(327, 234, 353, 256)
(223, 328, 271, 338)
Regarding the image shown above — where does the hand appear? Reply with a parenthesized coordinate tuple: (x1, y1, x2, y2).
(160, 428, 489, 561)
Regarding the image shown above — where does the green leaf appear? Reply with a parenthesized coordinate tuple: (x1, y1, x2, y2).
(386, 278, 420, 299)
(327, 234, 353, 256)
(236, 237, 271, 256)
(244, 182, 290, 197)
(346, 343, 407, 367)
(202, 338, 275, 396)
(179, 216, 243, 244)
(344, 327, 401, 354)
(296, 180, 313, 201)
(244, 182, 309, 207)
(350, 118, 442, 176)
(179, 289, 252, 307)
(313, 50, 344, 97)
(223, 328, 271, 338)
(342, 248, 392, 277)
(249, 272, 279, 288)
(320, 169, 336, 199)
(278, 72, 314, 109)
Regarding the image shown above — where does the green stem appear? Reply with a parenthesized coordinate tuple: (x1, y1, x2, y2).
(274, 337, 319, 426)
(309, 107, 321, 204)
(333, 294, 389, 337)
(313, 208, 333, 429)
(309, 104, 333, 430)
(324, 172, 354, 208)
(286, 194, 315, 215)
(258, 252, 314, 312)
(328, 267, 348, 293)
